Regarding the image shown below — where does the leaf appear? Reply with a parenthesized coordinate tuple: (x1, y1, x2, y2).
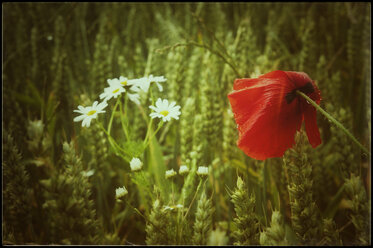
(147, 133, 170, 203)
(45, 91, 59, 123)
(231, 159, 261, 180)
(284, 223, 299, 245)
(26, 79, 43, 106)
(323, 184, 346, 219)
(13, 92, 40, 110)
(12, 79, 44, 113)
(123, 140, 145, 158)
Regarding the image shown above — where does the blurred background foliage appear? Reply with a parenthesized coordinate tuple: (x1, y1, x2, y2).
(2, 2, 371, 245)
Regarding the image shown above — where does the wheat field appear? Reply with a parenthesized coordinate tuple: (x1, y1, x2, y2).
(2, 2, 371, 245)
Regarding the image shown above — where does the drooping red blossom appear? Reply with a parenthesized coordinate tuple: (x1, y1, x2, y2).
(227, 70, 321, 160)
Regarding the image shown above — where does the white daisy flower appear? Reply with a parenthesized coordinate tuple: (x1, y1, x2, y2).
(127, 78, 143, 88)
(165, 169, 177, 179)
(129, 77, 150, 93)
(117, 76, 130, 87)
(179, 165, 189, 175)
(132, 75, 167, 92)
(127, 92, 141, 105)
(118, 77, 143, 105)
(130, 157, 143, 171)
(148, 74, 167, 92)
(100, 77, 126, 101)
(149, 98, 181, 122)
(115, 186, 128, 201)
(73, 101, 108, 128)
(197, 166, 209, 176)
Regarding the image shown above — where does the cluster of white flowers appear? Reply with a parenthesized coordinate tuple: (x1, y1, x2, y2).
(130, 157, 143, 171)
(179, 165, 189, 175)
(115, 186, 128, 201)
(165, 165, 210, 178)
(165, 169, 177, 179)
(73, 74, 179, 128)
(197, 166, 209, 176)
(74, 74, 183, 203)
(164, 165, 191, 179)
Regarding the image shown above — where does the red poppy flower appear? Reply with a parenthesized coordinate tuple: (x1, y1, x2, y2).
(227, 70, 321, 160)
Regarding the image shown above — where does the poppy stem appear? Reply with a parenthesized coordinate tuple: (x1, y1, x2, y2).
(296, 90, 370, 155)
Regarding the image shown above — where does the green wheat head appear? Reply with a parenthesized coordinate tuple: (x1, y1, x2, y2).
(231, 176, 260, 245)
(193, 190, 214, 245)
(260, 210, 288, 246)
(284, 132, 320, 245)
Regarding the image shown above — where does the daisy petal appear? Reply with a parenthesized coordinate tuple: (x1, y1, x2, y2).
(74, 115, 86, 122)
(156, 82, 163, 92)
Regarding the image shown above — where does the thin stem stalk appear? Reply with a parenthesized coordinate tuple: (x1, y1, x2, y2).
(296, 91, 370, 155)
(119, 95, 130, 141)
(182, 178, 207, 221)
(97, 122, 130, 162)
(144, 121, 164, 148)
(108, 96, 121, 134)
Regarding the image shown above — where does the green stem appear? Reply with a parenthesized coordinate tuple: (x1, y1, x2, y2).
(125, 200, 147, 221)
(191, 11, 233, 63)
(103, 95, 133, 161)
(172, 181, 175, 205)
(138, 103, 149, 123)
(124, 199, 170, 239)
(159, 121, 171, 143)
(97, 122, 130, 162)
(144, 121, 164, 148)
(119, 95, 130, 141)
(112, 211, 119, 236)
(296, 91, 370, 155)
(142, 80, 159, 147)
(108, 96, 121, 134)
(183, 178, 207, 221)
(138, 171, 155, 203)
(143, 118, 153, 146)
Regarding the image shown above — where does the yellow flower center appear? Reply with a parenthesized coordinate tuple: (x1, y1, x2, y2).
(160, 110, 169, 116)
(113, 88, 120, 93)
(87, 110, 96, 116)
(121, 81, 127, 86)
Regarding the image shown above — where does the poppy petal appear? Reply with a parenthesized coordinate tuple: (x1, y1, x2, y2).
(284, 71, 322, 104)
(237, 96, 303, 160)
(233, 78, 261, 90)
(284, 71, 312, 88)
(233, 71, 290, 90)
(228, 70, 322, 160)
(228, 72, 294, 130)
(303, 104, 321, 148)
(229, 76, 302, 160)
(228, 86, 268, 130)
